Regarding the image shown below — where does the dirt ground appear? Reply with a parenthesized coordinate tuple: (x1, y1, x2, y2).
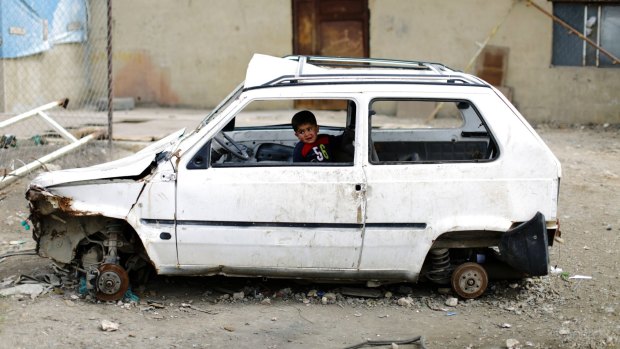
(0, 126, 618, 349)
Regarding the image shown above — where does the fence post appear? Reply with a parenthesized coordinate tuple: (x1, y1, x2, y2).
(107, 0, 114, 149)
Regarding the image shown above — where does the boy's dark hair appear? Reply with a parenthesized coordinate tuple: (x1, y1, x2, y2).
(291, 110, 317, 131)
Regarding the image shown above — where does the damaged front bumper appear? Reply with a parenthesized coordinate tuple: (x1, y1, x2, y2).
(26, 186, 97, 264)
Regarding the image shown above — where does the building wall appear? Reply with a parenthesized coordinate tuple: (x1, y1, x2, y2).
(105, 0, 617, 124)
(0, 0, 109, 114)
(111, 0, 292, 108)
(0, 45, 90, 113)
(371, 0, 619, 124)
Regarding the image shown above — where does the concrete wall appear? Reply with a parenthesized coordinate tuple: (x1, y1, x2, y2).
(111, 0, 292, 108)
(3, 1, 615, 124)
(0, 0, 109, 114)
(112, 0, 618, 124)
(0, 45, 91, 113)
(369, 0, 619, 124)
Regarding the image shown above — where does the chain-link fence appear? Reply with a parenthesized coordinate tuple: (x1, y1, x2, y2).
(0, 0, 112, 186)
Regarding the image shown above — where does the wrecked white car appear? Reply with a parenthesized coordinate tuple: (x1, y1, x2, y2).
(26, 54, 561, 300)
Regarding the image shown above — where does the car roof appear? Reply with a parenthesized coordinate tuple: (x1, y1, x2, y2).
(244, 54, 488, 89)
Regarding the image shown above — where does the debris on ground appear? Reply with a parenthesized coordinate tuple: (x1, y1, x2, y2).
(0, 284, 45, 300)
(397, 297, 414, 307)
(445, 297, 458, 307)
(100, 320, 119, 332)
(506, 338, 520, 349)
(343, 335, 425, 349)
(123, 288, 140, 303)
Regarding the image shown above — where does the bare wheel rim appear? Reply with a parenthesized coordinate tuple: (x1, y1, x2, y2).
(96, 263, 130, 301)
(451, 262, 488, 299)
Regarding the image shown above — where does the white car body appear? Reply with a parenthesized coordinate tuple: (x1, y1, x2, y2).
(27, 54, 561, 300)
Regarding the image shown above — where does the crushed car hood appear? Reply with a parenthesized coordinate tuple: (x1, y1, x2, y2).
(31, 129, 185, 188)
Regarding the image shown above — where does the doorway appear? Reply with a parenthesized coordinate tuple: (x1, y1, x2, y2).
(293, 0, 369, 109)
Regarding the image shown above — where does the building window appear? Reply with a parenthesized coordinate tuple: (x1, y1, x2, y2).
(552, 3, 620, 67)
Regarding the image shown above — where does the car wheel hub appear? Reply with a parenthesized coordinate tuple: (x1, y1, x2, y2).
(451, 262, 488, 299)
(96, 263, 129, 301)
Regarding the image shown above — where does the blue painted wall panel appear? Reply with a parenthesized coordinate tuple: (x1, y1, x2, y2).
(0, 0, 86, 59)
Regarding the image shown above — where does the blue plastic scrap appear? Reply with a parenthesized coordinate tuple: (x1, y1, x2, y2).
(123, 287, 140, 303)
(78, 277, 88, 295)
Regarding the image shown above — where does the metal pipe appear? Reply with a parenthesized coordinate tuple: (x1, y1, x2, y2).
(596, 6, 602, 66)
(463, 0, 517, 74)
(37, 111, 79, 142)
(0, 98, 68, 129)
(106, 0, 114, 148)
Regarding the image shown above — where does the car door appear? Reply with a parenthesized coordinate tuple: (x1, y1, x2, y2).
(358, 96, 502, 279)
(174, 99, 366, 275)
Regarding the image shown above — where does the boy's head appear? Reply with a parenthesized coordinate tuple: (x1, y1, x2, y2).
(292, 110, 319, 144)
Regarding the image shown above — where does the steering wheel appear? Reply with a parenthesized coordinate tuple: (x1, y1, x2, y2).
(213, 132, 250, 160)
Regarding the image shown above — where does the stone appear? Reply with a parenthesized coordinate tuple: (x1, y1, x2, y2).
(324, 292, 337, 302)
(500, 323, 512, 328)
(232, 291, 244, 300)
(321, 296, 328, 305)
(445, 297, 458, 307)
(307, 289, 318, 297)
(101, 320, 119, 332)
(0, 284, 44, 300)
(506, 338, 519, 349)
(559, 328, 570, 335)
(384, 291, 392, 298)
(277, 288, 292, 298)
(397, 297, 413, 307)
(261, 298, 271, 305)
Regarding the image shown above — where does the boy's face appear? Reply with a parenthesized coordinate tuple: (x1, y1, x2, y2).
(295, 123, 319, 144)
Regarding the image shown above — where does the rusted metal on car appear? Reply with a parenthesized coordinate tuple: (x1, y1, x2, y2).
(27, 188, 96, 217)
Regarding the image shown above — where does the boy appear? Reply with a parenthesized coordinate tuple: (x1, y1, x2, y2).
(292, 110, 350, 162)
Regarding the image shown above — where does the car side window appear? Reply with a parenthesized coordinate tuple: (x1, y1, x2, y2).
(368, 99, 498, 164)
(196, 99, 356, 168)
